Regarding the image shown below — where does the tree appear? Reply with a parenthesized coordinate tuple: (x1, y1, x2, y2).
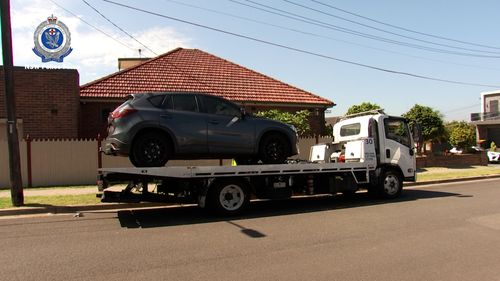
(255, 109, 311, 136)
(345, 102, 381, 115)
(402, 104, 445, 154)
(445, 121, 476, 151)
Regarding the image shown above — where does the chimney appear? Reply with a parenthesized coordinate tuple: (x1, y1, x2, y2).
(118, 57, 151, 71)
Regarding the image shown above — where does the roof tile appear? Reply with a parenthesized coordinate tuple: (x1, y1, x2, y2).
(80, 48, 334, 106)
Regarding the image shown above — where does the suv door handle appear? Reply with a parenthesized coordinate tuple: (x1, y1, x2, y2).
(160, 114, 171, 119)
(209, 120, 219, 125)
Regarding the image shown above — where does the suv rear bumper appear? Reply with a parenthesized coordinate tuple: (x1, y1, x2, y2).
(102, 138, 129, 156)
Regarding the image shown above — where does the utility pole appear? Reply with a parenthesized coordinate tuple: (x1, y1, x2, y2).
(1, 0, 24, 206)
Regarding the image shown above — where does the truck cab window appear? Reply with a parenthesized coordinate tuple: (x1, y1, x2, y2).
(340, 123, 361, 136)
(384, 118, 411, 147)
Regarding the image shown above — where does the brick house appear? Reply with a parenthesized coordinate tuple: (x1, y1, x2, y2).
(471, 90, 500, 147)
(79, 48, 335, 138)
(0, 67, 79, 139)
(1, 48, 334, 140)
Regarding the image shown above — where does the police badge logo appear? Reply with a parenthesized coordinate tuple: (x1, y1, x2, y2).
(32, 15, 73, 63)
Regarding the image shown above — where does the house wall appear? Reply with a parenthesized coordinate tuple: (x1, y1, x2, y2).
(79, 101, 120, 138)
(0, 67, 80, 138)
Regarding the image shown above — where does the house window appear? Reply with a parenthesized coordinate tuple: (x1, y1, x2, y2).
(490, 100, 499, 113)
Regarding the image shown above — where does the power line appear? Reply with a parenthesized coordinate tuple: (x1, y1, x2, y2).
(284, 0, 500, 55)
(102, 0, 500, 88)
(164, 0, 500, 72)
(311, 0, 500, 51)
(442, 104, 480, 114)
(230, 0, 500, 58)
(48, 0, 135, 50)
(82, 0, 158, 55)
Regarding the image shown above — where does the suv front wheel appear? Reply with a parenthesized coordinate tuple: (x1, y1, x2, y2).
(130, 132, 170, 167)
(259, 133, 290, 164)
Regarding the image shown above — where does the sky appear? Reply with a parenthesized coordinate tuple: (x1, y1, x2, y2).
(2, 0, 500, 121)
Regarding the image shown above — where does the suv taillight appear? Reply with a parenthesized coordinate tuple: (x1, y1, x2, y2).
(110, 105, 137, 119)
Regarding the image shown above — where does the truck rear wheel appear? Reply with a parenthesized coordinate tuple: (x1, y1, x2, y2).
(208, 179, 250, 215)
(378, 169, 403, 199)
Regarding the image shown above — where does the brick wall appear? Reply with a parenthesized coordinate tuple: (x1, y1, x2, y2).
(79, 101, 121, 138)
(417, 153, 488, 168)
(0, 67, 80, 138)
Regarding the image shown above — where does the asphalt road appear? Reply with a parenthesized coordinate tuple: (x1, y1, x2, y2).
(1, 179, 500, 281)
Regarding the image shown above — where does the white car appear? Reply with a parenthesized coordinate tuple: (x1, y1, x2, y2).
(487, 150, 500, 163)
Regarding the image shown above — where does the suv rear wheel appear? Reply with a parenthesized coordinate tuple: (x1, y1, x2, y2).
(130, 132, 170, 167)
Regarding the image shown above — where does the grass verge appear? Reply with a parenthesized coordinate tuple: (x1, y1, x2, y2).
(0, 194, 100, 209)
(417, 166, 500, 182)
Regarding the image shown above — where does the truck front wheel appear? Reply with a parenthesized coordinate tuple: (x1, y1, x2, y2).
(378, 169, 403, 199)
(208, 179, 250, 215)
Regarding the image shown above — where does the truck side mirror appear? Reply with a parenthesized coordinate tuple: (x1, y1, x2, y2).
(411, 123, 422, 143)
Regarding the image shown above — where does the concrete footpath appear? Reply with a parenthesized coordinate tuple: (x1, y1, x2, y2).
(1, 166, 499, 218)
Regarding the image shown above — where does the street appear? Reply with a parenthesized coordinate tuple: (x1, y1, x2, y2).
(1, 178, 499, 281)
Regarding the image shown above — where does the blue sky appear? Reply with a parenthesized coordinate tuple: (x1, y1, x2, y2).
(3, 0, 500, 120)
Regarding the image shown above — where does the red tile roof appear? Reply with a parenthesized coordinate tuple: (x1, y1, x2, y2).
(80, 48, 334, 107)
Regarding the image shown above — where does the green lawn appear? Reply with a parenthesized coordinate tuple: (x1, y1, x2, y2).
(0, 194, 100, 209)
(417, 166, 500, 182)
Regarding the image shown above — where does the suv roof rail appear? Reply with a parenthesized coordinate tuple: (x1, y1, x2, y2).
(341, 109, 386, 120)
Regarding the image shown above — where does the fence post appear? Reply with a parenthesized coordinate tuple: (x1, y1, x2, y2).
(97, 134, 102, 169)
(26, 134, 32, 188)
(315, 134, 319, 144)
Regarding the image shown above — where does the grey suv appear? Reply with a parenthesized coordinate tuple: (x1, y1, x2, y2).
(103, 92, 299, 167)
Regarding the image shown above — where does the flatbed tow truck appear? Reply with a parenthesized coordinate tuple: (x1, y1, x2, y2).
(97, 110, 420, 215)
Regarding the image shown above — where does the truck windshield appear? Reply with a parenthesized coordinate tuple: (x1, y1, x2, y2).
(384, 118, 411, 148)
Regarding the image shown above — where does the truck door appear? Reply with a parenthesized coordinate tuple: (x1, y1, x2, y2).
(381, 117, 416, 179)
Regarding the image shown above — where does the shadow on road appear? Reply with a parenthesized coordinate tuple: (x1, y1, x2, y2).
(117, 189, 464, 229)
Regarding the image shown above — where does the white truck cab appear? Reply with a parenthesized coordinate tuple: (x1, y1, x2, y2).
(332, 111, 417, 181)
(310, 110, 418, 196)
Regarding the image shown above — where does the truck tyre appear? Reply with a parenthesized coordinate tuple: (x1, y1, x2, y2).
(259, 133, 290, 164)
(378, 169, 403, 199)
(130, 132, 170, 167)
(208, 179, 250, 215)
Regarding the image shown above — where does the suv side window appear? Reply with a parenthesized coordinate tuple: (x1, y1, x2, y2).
(384, 118, 411, 147)
(148, 94, 166, 108)
(203, 95, 240, 116)
(172, 94, 198, 112)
